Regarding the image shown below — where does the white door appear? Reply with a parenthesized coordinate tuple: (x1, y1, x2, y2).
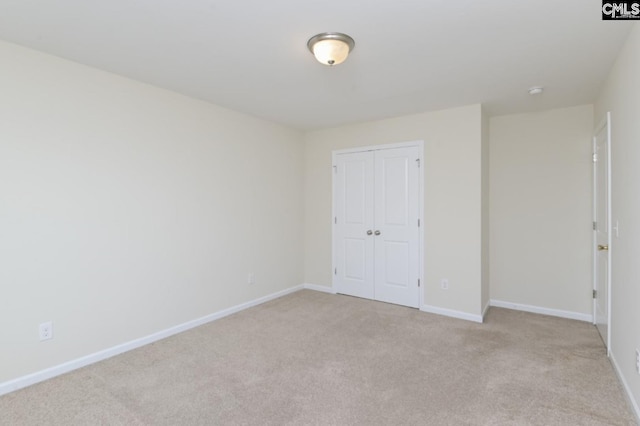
(373, 147, 420, 308)
(593, 112, 611, 352)
(334, 151, 375, 300)
(334, 144, 421, 308)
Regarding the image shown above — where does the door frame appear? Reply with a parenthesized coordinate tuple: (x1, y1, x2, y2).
(331, 140, 425, 308)
(592, 112, 611, 354)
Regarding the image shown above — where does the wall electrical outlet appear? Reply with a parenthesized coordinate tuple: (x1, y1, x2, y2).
(440, 279, 449, 290)
(39, 321, 53, 341)
(248, 273, 255, 285)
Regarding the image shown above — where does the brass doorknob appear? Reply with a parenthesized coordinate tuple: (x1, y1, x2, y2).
(598, 244, 609, 251)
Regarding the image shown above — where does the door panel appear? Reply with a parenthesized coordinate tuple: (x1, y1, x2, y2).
(382, 156, 409, 226)
(374, 147, 420, 308)
(383, 241, 410, 286)
(344, 238, 366, 280)
(344, 161, 367, 224)
(334, 152, 375, 300)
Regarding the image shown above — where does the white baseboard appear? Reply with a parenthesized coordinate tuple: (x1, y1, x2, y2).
(303, 283, 336, 294)
(421, 304, 484, 323)
(0, 284, 305, 397)
(482, 300, 491, 320)
(306, 286, 486, 324)
(490, 299, 592, 322)
(610, 351, 640, 423)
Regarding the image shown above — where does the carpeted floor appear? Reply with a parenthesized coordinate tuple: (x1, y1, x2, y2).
(1, 290, 637, 425)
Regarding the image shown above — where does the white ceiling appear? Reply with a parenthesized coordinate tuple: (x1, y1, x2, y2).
(0, 0, 634, 130)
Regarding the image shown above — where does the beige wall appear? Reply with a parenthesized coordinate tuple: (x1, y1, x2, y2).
(490, 105, 593, 315)
(595, 23, 640, 416)
(304, 105, 486, 317)
(0, 41, 304, 383)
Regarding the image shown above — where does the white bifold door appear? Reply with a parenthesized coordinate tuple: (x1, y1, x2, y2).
(333, 145, 421, 308)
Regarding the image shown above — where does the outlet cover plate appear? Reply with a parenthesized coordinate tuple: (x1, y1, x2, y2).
(39, 321, 53, 341)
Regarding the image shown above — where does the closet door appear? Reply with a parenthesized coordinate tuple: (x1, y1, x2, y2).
(333, 145, 421, 309)
(373, 147, 420, 308)
(334, 151, 375, 299)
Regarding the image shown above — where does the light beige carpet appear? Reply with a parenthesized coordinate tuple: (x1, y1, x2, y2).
(1, 290, 636, 425)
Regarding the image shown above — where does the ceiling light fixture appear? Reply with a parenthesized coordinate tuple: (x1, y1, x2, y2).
(528, 86, 544, 95)
(307, 32, 355, 66)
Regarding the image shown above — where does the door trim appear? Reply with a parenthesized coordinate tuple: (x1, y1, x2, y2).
(331, 140, 425, 307)
(592, 112, 611, 354)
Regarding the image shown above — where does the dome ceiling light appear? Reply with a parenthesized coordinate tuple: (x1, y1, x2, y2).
(307, 32, 355, 66)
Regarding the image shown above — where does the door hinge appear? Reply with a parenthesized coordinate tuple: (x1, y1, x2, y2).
(592, 153, 598, 163)
(333, 165, 337, 173)
(334, 216, 337, 224)
(418, 218, 421, 227)
(593, 221, 597, 231)
(416, 158, 420, 168)
(593, 289, 597, 299)
(334, 267, 337, 275)
(418, 279, 421, 287)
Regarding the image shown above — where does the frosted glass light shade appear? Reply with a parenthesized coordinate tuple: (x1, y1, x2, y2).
(312, 39, 350, 66)
(307, 33, 355, 66)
